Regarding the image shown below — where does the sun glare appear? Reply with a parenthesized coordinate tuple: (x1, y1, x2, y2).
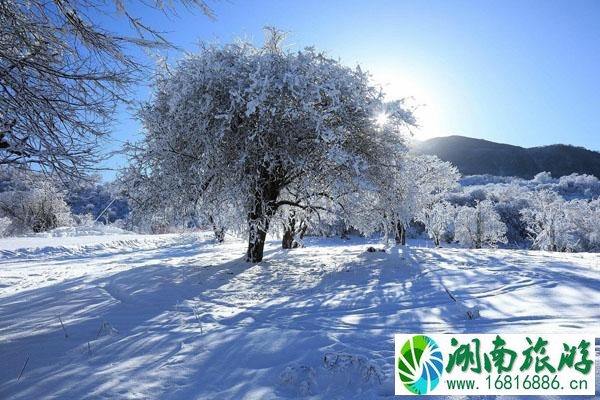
(376, 112, 388, 127)
(369, 67, 447, 141)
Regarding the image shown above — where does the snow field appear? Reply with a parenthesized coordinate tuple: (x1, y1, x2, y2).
(0, 232, 598, 399)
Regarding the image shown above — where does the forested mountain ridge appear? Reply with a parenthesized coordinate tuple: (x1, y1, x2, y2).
(413, 135, 600, 178)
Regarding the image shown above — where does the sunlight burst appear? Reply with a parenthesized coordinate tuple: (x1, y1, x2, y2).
(376, 112, 388, 127)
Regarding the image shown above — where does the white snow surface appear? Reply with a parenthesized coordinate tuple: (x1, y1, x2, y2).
(0, 232, 598, 399)
(0, 224, 142, 255)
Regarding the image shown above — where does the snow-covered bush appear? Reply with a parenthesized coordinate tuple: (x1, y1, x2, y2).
(532, 171, 555, 184)
(72, 213, 95, 227)
(454, 200, 507, 248)
(458, 172, 599, 202)
(0, 180, 73, 234)
(126, 204, 188, 234)
(556, 173, 600, 199)
(447, 186, 488, 207)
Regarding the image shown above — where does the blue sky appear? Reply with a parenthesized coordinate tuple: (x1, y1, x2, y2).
(102, 0, 600, 178)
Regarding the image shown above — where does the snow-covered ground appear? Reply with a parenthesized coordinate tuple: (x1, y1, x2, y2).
(0, 232, 598, 399)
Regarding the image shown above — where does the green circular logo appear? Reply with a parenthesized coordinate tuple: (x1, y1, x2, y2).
(397, 335, 444, 394)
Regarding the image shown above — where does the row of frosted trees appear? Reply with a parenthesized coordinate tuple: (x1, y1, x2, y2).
(119, 33, 600, 259)
(119, 32, 467, 261)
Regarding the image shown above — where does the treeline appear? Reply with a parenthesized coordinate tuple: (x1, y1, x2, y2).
(439, 172, 600, 252)
(2, 166, 599, 254)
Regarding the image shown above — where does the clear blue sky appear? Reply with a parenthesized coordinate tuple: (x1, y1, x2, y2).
(102, 0, 600, 179)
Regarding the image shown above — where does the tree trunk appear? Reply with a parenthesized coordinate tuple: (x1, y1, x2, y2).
(246, 183, 280, 263)
(475, 209, 483, 249)
(298, 221, 307, 240)
(213, 227, 225, 243)
(282, 229, 294, 249)
(340, 225, 350, 240)
(208, 216, 225, 243)
(395, 222, 406, 245)
(282, 216, 296, 249)
(247, 224, 268, 262)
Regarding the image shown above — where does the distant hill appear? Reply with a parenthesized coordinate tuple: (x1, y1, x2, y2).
(413, 135, 600, 179)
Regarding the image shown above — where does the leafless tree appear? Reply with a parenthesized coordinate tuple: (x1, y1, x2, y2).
(0, 0, 213, 178)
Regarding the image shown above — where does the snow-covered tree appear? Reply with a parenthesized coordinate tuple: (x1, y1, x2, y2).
(405, 155, 460, 244)
(420, 201, 456, 247)
(563, 199, 600, 252)
(0, 217, 11, 237)
(125, 31, 415, 261)
(277, 207, 310, 249)
(271, 174, 338, 249)
(1, 0, 212, 177)
(120, 152, 245, 237)
(454, 200, 507, 248)
(520, 190, 568, 251)
(483, 183, 532, 244)
(442, 172, 600, 252)
(585, 198, 600, 251)
(521, 190, 600, 252)
(340, 153, 458, 245)
(386, 154, 459, 244)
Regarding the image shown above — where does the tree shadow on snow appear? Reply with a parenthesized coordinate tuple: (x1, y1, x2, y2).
(1, 238, 598, 399)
